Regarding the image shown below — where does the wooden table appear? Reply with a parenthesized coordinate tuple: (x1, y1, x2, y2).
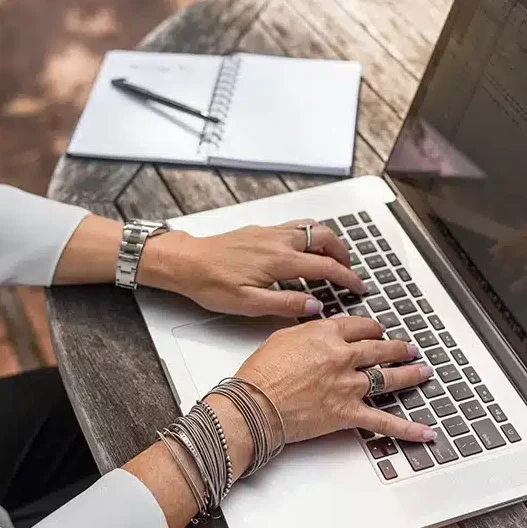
(46, 0, 527, 526)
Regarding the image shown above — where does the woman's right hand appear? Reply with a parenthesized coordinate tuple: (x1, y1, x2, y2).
(236, 315, 436, 444)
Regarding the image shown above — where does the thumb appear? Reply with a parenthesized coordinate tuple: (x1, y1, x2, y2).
(244, 287, 323, 317)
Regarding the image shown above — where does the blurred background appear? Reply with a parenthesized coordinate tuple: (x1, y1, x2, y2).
(0, 0, 195, 377)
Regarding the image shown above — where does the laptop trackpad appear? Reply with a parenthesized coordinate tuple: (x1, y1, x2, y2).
(172, 314, 295, 399)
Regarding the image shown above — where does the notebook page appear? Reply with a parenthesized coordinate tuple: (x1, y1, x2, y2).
(68, 50, 222, 164)
(212, 54, 361, 175)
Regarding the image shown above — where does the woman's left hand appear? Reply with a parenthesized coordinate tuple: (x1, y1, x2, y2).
(139, 219, 366, 318)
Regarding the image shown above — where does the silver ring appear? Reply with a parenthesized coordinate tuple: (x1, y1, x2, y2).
(363, 368, 385, 396)
(296, 224, 314, 252)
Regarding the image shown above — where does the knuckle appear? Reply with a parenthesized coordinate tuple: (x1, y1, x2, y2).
(377, 414, 391, 435)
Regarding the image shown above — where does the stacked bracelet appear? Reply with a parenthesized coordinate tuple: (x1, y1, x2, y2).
(157, 377, 285, 523)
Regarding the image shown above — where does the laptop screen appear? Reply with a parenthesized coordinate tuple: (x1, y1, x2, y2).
(385, 1, 527, 354)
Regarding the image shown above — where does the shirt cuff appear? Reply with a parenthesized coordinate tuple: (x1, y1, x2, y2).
(35, 469, 168, 528)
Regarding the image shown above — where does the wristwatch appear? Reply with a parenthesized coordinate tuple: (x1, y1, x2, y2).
(115, 219, 169, 290)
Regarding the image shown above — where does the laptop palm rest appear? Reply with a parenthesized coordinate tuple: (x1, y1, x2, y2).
(171, 314, 296, 401)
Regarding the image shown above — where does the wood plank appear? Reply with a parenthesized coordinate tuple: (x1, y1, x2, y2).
(116, 165, 183, 220)
(258, 5, 403, 160)
(219, 169, 288, 202)
(334, 0, 437, 79)
(48, 157, 140, 203)
(159, 167, 237, 214)
(461, 503, 527, 528)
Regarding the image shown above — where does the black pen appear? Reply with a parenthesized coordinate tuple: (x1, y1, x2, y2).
(111, 77, 221, 124)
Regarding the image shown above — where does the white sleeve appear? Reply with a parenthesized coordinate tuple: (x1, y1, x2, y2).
(35, 469, 169, 528)
(0, 185, 90, 286)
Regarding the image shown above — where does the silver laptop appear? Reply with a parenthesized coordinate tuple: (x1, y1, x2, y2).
(136, 2, 527, 526)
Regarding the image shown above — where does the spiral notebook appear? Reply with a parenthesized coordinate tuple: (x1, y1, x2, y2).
(67, 50, 362, 176)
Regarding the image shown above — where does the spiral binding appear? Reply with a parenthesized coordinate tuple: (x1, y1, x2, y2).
(199, 55, 242, 154)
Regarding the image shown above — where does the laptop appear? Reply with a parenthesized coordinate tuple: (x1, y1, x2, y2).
(136, 1, 527, 526)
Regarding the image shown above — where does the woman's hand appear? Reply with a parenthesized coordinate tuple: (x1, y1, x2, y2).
(236, 315, 436, 443)
(139, 220, 366, 318)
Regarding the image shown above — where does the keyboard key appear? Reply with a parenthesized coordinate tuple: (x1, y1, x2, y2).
(372, 393, 397, 407)
(436, 364, 461, 383)
(428, 315, 445, 331)
(397, 440, 434, 471)
(297, 314, 322, 323)
(363, 281, 380, 296)
(340, 237, 351, 251)
(367, 297, 390, 313)
(428, 428, 459, 464)
(448, 382, 473, 402)
(396, 268, 412, 282)
(394, 298, 417, 315)
(420, 379, 445, 399)
(279, 279, 305, 291)
(368, 225, 382, 237)
(339, 291, 361, 306)
(410, 408, 437, 426)
(378, 239, 391, 251)
(350, 252, 361, 266)
(306, 279, 326, 289)
(475, 385, 494, 403)
(460, 400, 486, 420)
(386, 253, 401, 266)
(375, 269, 397, 284)
(358, 211, 372, 223)
(403, 314, 427, 332)
(501, 424, 521, 443)
(407, 283, 422, 297)
(348, 227, 368, 241)
(339, 214, 359, 227)
(439, 332, 457, 348)
(366, 437, 398, 459)
(348, 305, 371, 318)
(442, 415, 469, 437)
(417, 298, 433, 313)
(488, 404, 507, 423)
(472, 419, 506, 450)
(377, 312, 400, 329)
(425, 347, 449, 365)
(356, 241, 377, 255)
(377, 460, 398, 480)
(387, 328, 411, 342)
(399, 389, 425, 410)
(358, 428, 375, 439)
(455, 435, 483, 457)
(323, 303, 342, 318)
(431, 396, 457, 417)
(415, 331, 439, 349)
(452, 349, 469, 366)
(385, 284, 406, 300)
(384, 405, 407, 420)
(462, 367, 481, 384)
(330, 283, 347, 293)
(353, 266, 371, 281)
(320, 219, 342, 236)
(365, 254, 386, 270)
(312, 288, 336, 304)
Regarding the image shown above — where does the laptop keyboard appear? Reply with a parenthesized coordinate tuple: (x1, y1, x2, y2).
(278, 211, 522, 482)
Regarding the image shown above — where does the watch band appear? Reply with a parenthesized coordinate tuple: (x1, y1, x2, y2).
(115, 219, 168, 290)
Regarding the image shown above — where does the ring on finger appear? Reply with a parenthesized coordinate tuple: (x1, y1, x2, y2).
(363, 367, 386, 396)
(296, 223, 314, 252)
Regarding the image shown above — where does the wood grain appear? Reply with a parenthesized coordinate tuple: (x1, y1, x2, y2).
(45, 0, 523, 526)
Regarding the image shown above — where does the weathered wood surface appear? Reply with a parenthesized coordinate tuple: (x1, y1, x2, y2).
(47, 0, 527, 525)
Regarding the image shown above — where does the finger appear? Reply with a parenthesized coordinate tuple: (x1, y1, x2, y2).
(351, 340, 419, 368)
(240, 287, 323, 317)
(295, 225, 350, 267)
(297, 253, 367, 294)
(364, 363, 433, 394)
(355, 404, 437, 442)
(276, 218, 318, 230)
(330, 316, 384, 343)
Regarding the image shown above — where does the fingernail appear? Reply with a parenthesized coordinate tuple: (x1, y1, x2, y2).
(419, 365, 434, 380)
(330, 313, 347, 319)
(407, 344, 419, 360)
(358, 281, 368, 295)
(305, 298, 323, 315)
(380, 323, 387, 333)
(421, 428, 437, 442)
